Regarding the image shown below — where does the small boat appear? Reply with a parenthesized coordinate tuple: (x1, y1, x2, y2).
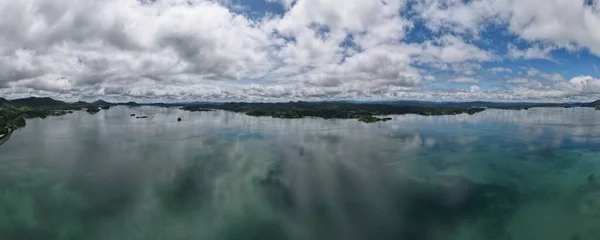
(136, 116, 148, 119)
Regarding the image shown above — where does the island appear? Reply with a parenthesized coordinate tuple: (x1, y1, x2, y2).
(358, 116, 393, 123)
(181, 106, 214, 112)
(179, 102, 486, 122)
(86, 107, 101, 114)
(4, 96, 600, 146)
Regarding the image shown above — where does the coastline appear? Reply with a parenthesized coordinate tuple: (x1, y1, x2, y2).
(0, 128, 13, 146)
(0, 114, 23, 146)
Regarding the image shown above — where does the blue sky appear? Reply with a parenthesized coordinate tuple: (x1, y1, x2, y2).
(1, 0, 600, 102)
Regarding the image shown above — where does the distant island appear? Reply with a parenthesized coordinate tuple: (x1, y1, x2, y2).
(2, 96, 600, 144)
(183, 102, 486, 119)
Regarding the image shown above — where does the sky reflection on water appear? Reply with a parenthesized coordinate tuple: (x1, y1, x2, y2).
(1, 107, 600, 240)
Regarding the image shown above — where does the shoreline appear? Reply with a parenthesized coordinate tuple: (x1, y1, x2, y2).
(0, 128, 13, 146)
(0, 114, 23, 146)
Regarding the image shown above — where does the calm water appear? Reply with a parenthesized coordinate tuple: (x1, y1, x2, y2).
(1, 107, 600, 240)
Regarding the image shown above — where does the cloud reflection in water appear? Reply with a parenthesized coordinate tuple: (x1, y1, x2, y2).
(1, 107, 600, 239)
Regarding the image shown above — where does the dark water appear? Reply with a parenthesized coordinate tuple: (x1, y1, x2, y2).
(1, 107, 600, 240)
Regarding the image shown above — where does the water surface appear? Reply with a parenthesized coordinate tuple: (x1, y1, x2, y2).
(1, 107, 600, 240)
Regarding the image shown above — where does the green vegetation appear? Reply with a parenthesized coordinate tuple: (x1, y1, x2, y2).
(358, 115, 392, 123)
(3, 96, 600, 134)
(181, 102, 486, 122)
(1, 104, 29, 134)
(86, 107, 101, 114)
(181, 106, 214, 112)
(0, 97, 99, 136)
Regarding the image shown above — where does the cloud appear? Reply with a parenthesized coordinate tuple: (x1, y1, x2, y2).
(414, 0, 600, 55)
(507, 78, 545, 89)
(469, 85, 481, 92)
(0, 0, 276, 85)
(526, 68, 541, 77)
(556, 76, 600, 94)
(507, 44, 556, 60)
(0, 0, 492, 100)
(451, 76, 479, 83)
(522, 68, 564, 81)
(0, 0, 598, 102)
(413, 35, 495, 63)
(424, 75, 436, 81)
(489, 67, 512, 73)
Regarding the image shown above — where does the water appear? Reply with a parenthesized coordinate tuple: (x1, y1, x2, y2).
(1, 107, 600, 240)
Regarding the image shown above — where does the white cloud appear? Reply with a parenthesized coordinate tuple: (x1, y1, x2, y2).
(507, 78, 545, 89)
(489, 67, 512, 73)
(522, 68, 565, 81)
(542, 72, 565, 82)
(526, 68, 541, 77)
(414, 0, 600, 56)
(0, 0, 503, 101)
(413, 35, 495, 63)
(451, 76, 479, 83)
(556, 76, 600, 93)
(0, 0, 598, 102)
(424, 75, 436, 81)
(508, 44, 555, 60)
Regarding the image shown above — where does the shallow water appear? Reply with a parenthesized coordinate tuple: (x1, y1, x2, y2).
(1, 107, 600, 240)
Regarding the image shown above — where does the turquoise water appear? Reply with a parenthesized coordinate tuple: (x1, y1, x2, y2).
(1, 107, 600, 240)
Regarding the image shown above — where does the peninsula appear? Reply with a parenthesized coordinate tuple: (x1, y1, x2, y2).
(0, 97, 98, 137)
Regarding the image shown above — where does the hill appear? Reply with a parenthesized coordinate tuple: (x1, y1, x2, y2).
(1, 97, 100, 135)
(92, 99, 113, 106)
(10, 97, 67, 107)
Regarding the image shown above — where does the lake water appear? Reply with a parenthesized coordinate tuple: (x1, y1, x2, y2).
(1, 107, 600, 240)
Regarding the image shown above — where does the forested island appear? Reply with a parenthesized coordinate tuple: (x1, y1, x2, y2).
(3, 96, 600, 140)
(182, 102, 485, 119)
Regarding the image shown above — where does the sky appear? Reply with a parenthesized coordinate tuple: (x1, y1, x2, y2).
(1, 0, 600, 102)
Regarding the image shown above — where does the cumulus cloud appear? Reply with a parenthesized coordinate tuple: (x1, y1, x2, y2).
(0, 0, 598, 102)
(451, 77, 479, 83)
(414, 0, 600, 55)
(412, 35, 495, 63)
(489, 67, 512, 73)
(556, 76, 600, 94)
(523, 68, 565, 82)
(508, 44, 556, 60)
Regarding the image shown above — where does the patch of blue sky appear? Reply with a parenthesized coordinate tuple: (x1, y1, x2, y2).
(229, 0, 285, 18)
(552, 49, 600, 78)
